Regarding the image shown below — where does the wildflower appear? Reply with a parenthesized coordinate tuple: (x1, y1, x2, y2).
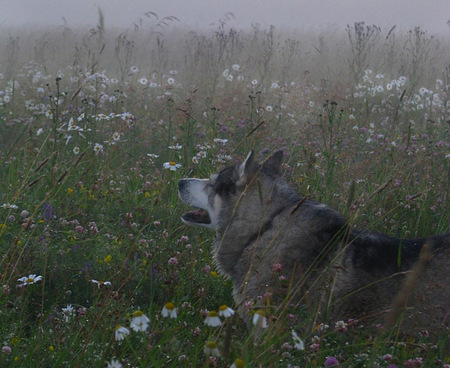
(168, 143, 182, 150)
(203, 341, 220, 357)
(334, 320, 348, 332)
(112, 132, 121, 141)
(163, 162, 182, 171)
(272, 263, 282, 272)
(251, 79, 258, 86)
(107, 359, 123, 368)
(139, 77, 148, 85)
(169, 69, 178, 75)
(213, 138, 228, 145)
(147, 153, 160, 159)
(2, 203, 18, 210)
(291, 330, 305, 351)
(2, 346, 12, 354)
(73, 146, 80, 155)
(218, 305, 235, 318)
(232, 64, 240, 71)
(167, 77, 175, 85)
(62, 304, 75, 322)
(93, 143, 103, 155)
(37, 128, 44, 136)
(18, 274, 42, 287)
(223, 69, 230, 77)
(271, 82, 279, 89)
(192, 156, 199, 164)
(91, 279, 112, 288)
(161, 302, 178, 318)
(130, 310, 150, 332)
(265, 105, 273, 112)
(114, 325, 130, 341)
(197, 151, 207, 159)
(204, 311, 222, 327)
(231, 358, 245, 368)
(168, 257, 178, 266)
(324, 356, 339, 367)
(130, 66, 139, 73)
(252, 309, 268, 328)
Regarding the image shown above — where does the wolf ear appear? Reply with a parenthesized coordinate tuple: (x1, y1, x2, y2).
(262, 150, 283, 175)
(238, 150, 259, 184)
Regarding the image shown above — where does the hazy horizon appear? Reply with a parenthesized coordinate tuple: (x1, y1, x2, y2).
(1, 0, 449, 34)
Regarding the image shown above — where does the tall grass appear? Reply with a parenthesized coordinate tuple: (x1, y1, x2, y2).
(0, 12, 449, 367)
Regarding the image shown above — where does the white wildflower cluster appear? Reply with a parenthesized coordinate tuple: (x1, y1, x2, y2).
(353, 70, 447, 116)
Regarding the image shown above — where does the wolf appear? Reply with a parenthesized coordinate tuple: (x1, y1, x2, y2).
(178, 151, 449, 332)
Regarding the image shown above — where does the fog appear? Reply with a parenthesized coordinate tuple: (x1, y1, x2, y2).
(1, 0, 449, 33)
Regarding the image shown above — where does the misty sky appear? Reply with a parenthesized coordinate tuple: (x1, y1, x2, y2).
(1, 0, 449, 33)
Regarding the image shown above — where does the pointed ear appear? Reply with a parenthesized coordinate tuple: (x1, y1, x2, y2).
(262, 150, 283, 175)
(237, 150, 259, 184)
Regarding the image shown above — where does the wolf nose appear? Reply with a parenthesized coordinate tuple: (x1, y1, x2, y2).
(178, 179, 187, 191)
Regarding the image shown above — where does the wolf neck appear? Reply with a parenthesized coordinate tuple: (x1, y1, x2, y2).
(214, 180, 302, 277)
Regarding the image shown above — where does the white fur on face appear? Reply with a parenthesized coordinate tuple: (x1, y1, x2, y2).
(179, 178, 221, 230)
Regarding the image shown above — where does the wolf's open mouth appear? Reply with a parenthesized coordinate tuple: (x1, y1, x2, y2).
(182, 209, 211, 224)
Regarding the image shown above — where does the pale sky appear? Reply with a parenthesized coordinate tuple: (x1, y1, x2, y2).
(0, 0, 449, 33)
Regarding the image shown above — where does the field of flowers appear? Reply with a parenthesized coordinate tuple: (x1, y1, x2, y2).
(0, 13, 449, 367)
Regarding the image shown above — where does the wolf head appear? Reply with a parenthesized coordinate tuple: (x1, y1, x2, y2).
(178, 150, 285, 232)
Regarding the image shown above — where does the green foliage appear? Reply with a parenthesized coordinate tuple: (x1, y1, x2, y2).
(0, 17, 449, 367)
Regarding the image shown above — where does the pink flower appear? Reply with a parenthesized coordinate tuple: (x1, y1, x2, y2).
(272, 263, 282, 272)
(168, 257, 178, 266)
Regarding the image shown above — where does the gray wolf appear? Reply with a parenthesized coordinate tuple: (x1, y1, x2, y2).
(178, 151, 449, 332)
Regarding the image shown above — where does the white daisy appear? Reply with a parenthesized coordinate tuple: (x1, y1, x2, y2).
(163, 162, 182, 171)
(218, 305, 235, 318)
(62, 304, 75, 322)
(112, 132, 121, 141)
(107, 358, 123, 368)
(93, 143, 103, 155)
(161, 302, 178, 318)
(203, 341, 220, 357)
(18, 274, 42, 287)
(114, 326, 130, 341)
(130, 310, 150, 332)
(204, 311, 221, 327)
(91, 279, 112, 289)
(291, 330, 305, 351)
(252, 310, 268, 328)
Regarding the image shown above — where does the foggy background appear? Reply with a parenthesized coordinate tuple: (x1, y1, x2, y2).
(1, 0, 449, 33)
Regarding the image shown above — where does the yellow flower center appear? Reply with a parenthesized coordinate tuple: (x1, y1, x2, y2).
(165, 302, 175, 310)
(132, 310, 144, 318)
(208, 311, 219, 317)
(169, 161, 176, 166)
(234, 358, 245, 368)
(205, 341, 217, 349)
(219, 305, 228, 311)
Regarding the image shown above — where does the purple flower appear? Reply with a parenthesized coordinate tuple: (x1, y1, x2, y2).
(324, 356, 339, 367)
(43, 202, 54, 222)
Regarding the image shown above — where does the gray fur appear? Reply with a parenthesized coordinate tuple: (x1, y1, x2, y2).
(178, 151, 450, 332)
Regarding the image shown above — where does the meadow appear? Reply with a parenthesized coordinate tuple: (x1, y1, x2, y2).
(0, 11, 449, 367)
